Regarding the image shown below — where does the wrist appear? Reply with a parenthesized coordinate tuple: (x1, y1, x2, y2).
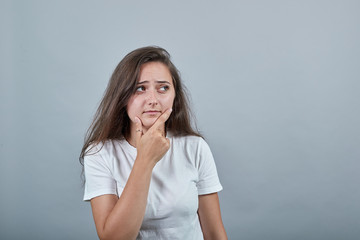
(134, 156, 156, 171)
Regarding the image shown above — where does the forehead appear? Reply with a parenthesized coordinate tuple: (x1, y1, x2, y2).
(138, 62, 173, 84)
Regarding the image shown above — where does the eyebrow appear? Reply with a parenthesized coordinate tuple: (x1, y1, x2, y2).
(137, 80, 171, 84)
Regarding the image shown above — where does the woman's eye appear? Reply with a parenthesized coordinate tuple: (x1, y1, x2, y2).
(159, 86, 169, 92)
(136, 86, 145, 92)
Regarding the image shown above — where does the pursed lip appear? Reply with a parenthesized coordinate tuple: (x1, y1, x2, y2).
(143, 110, 161, 114)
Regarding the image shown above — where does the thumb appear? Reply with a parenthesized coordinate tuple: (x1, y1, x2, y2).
(134, 117, 143, 147)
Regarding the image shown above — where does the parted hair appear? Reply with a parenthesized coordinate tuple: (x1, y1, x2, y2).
(79, 46, 201, 164)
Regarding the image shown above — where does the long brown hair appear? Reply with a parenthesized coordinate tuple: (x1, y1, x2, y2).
(79, 46, 201, 164)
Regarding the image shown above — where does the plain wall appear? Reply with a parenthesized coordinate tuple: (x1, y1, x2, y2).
(1, 0, 359, 239)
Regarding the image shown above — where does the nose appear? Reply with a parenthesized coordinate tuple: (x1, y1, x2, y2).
(146, 89, 158, 105)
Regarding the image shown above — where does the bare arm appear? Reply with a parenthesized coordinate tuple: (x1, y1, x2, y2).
(198, 193, 228, 240)
(90, 109, 172, 240)
(91, 158, 154, 240)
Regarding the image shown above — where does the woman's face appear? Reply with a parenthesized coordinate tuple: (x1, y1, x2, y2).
(127, 61, 175, 131)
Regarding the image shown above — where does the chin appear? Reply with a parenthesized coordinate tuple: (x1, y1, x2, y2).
(142, 119, 157, 128)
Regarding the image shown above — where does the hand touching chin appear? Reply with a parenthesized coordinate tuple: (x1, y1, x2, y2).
(140, 118, 158, 130)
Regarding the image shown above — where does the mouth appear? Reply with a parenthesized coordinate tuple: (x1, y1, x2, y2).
(143, 110, 161, 114)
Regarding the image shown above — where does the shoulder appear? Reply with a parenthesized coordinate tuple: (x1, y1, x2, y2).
(83, 139, 128, 172)
(84, 139, 126, 158)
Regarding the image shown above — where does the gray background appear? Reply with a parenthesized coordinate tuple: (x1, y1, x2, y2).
(1, 0, 359, 239)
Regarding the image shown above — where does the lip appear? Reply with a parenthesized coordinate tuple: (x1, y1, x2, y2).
(143, 110, 161, 114)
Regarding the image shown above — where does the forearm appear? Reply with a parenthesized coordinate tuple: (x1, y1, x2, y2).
(101, 158, 154, 240)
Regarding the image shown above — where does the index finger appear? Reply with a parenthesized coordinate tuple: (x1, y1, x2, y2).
(150, 108, 172, 131)
(134, 117, 143, 147)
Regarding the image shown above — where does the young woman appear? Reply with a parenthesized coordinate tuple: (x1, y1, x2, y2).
(80, 46, 227, 240)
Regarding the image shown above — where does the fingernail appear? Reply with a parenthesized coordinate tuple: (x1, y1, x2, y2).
(134, 117, 139, 123)
(169, 108, 173, 112)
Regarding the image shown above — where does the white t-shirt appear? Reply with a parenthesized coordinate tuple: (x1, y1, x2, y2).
(83, 133, 223, 240)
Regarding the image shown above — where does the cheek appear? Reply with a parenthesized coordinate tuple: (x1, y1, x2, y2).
(126, 97, 143, 120)
(161, 93, 175, 108)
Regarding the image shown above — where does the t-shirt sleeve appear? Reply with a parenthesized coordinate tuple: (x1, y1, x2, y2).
(196, 138, 223, 195)
(83, 145, 117, 201)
